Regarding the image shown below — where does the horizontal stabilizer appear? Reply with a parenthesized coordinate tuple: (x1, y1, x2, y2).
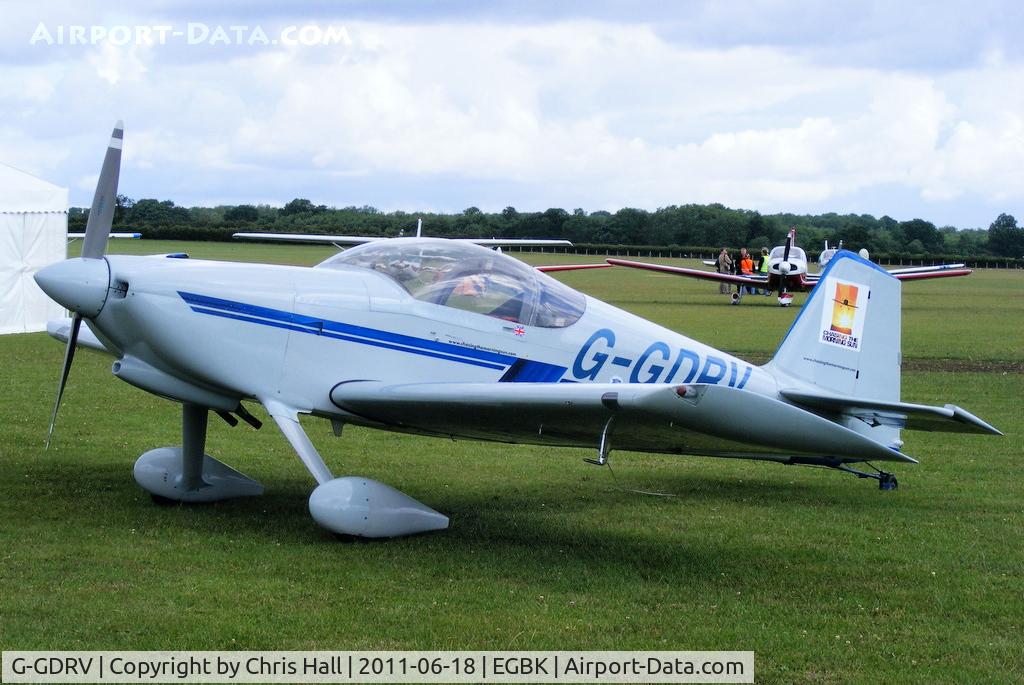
(780, 388, 1002, 435)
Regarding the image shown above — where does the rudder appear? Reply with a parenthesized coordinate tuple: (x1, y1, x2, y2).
(765, 251, 902, 446)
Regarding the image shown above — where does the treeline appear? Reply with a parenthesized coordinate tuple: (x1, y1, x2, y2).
(68, 196, 1024, 258)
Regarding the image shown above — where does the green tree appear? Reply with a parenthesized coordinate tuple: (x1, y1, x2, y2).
(280, 198, 325, 216)
(611, 208, 650, 245)
(957, 229, 986, 256)
(987, 213, 1024, 257)
(899, 218, 942, 253)
(542, 208, 569, 238)
(126, 199, 189, 225)
(114, 194, 134, 226)
(68, 206, 86, 231)
(224, 204, 259, 224)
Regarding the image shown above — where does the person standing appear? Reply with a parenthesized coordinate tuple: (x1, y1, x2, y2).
(716, 247, 733, 294)
(739, 248, 754, 276)
(756, 246, 770, 295)
(739, 248, 754, 294)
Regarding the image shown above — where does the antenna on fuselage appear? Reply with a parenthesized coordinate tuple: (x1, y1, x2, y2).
(416, 218, 422, 238)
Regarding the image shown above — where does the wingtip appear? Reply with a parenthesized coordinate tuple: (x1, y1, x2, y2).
(981, 422, 1004, 437)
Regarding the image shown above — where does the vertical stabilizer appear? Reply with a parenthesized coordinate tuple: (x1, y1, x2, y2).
(765, 251, 902, 446)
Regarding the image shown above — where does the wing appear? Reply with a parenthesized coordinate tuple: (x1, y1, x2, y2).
(606, 258, 768, 286)
(68, 232, 141, 239)
(329, 380, 914, 464)
(233, 232, 381, 245)
(233, 233, 574, 248)
(805, 263, 973, 283)
(460, 239, 573, 247)
(535, 263, 613, 273)
(889, 264, 972, 281)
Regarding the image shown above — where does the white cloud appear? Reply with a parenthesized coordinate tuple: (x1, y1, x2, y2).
(0, 126, 71, 178)
(86, 41, 149, 85)
(76, 173, 99, 191)
(1, 11, 1022, 224)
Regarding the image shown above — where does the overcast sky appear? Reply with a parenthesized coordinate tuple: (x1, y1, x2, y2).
(2, 0, 1022, 227)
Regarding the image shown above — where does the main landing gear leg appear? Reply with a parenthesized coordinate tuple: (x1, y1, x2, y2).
(834, 463, 899, 490)
(264, 401, 448, 538)
(134, 402, 264, 502)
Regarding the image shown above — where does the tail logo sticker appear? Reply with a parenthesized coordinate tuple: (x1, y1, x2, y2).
(820, 279, 868, 350)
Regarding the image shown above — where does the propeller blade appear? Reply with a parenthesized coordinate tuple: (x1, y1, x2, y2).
(81, 121, 124, 260)
(45, 314, 82, 449)
(783, 229, 793, 264)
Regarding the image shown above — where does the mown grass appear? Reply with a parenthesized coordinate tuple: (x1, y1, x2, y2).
(2, 240, 1022, 683)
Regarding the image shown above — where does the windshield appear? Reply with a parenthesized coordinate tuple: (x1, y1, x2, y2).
(770, 246, 806, 261)
(318, 239, 584, 328)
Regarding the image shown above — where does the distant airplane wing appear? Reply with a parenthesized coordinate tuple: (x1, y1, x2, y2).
(330, 380, 913, 463)
(460, 238, 573, 247)
(888, 264, 972, 281)
(233, 233, 380, 245)
(535, 263, 612, 273)
(606, 258, 768, 286)
(886, 263, 966, 275)
(233, 233, 574, 248)
(804, 263, 972, 284)
(68, 232, 141, 239)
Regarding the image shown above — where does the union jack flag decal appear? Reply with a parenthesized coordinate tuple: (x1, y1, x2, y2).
(513, 325, 525, 337)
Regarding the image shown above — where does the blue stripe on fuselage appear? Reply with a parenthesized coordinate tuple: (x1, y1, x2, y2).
(499, 359, 567, 382)
(178, 290, 519, 371)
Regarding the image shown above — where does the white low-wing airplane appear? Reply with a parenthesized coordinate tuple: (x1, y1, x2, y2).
(35, 124, 1002, 539)
(609, 229, 972, 306)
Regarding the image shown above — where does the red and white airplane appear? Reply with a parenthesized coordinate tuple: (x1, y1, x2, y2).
(607, 229, 972, 306)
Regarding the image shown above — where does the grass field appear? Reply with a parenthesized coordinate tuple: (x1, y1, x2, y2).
(2, 240, 1022, 683)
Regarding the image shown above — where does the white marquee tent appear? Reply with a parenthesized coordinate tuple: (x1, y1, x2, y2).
(0, 163, 68, 334)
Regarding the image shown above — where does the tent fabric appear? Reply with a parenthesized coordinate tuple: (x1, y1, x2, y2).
(0, 164, 68, 334)
(0, 163, 68, 213)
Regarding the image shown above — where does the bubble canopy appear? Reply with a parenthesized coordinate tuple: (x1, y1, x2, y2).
(317, 239, 586, 328)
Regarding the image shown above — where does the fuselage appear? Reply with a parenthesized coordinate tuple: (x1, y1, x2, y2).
(764, 245, 812, 292)
(90, 243, 779, 427)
